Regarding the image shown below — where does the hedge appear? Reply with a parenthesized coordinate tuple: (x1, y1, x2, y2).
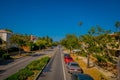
(5, 68, 34, 80)
(5, 56, 50, 80)
(2, 53, 11, 60)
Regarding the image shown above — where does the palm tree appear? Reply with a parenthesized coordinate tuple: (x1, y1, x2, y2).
(115, 21, 120, 32)
(79, 21, 83, 26)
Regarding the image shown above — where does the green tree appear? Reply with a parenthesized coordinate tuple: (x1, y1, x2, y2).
(115, 21, 120, 32)
(35, 39, 47, 50)
(10, 34, 30, 55)
(5, 28, 13, 33)
(41, 36, 53, 47)
(52, 41, 59, 46)
(80, 34, 95, 68)
(80, 26, 112, 68)
(61, 34, 79, 53)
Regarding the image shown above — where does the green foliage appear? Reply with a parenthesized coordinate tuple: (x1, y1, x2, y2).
(5, 28, 13, 33)
(52, 41, 59, 46)
(10, 34, 30, 47)
(2, 53, 11, 60)
(35, 39, 47, 49)
(7, 47, 19, 52)
(5, 68, 34, 80)
(5, 56, 50, 80)
(115, 21, 120, 29)
(26, 57, 50, 70)
(0, 49, 6, 57)
(60, 34, 79, 49)
(35, 36, 53, 50)
(94, 55, 106, 63)
(81, 52, 87, 57)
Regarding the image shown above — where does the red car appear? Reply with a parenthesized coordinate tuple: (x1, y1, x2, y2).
(64, 54, 73, 64)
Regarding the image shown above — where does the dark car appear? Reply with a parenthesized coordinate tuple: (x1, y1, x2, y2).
(71, 73, 94, 80)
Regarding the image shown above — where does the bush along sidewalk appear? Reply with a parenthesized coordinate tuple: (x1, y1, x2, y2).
(5, 56, 50, 80)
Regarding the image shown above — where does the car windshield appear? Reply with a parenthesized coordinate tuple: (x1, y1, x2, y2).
(64, 54, 69, 57)
(71, 63, 79, 66)
(78, 75, 93, 80)
(68, 58, 72, 59)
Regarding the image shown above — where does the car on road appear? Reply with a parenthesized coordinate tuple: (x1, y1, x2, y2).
(71, 73, 94, 80)
(64, 54, 73, 64)
(67, 62, 83, 74)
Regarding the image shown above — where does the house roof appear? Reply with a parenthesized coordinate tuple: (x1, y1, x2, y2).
(0, 30, 13, 34)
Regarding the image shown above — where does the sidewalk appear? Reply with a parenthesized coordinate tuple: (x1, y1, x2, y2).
(71, 54, 117, 80)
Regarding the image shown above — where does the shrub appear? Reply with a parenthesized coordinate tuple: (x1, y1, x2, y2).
(26, 57, 50, 70)
(95, 55, 106, 63)
(7, 47, 19, 52)
(0, 50, 5, 57)
(5, 56, 50, 80)
(2, 53, 11, 60)
(81, 51, 87, 57)
(5, 68, 34, 80)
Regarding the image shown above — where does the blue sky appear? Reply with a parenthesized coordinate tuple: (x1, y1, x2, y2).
(0, 0, 120, 41)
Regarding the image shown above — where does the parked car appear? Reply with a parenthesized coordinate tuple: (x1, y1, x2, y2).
(72, 49, 81, 53)
(67, 62, 83, 73)
(71, 73, 94, 80)
(64, 54, 73, 64)
(64, 54, 70, 58)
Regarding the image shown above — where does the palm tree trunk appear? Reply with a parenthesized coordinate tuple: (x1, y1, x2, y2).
(87, 54, 90, 68)
(18, 46, 21, 56)
(118, 51, 120, 80)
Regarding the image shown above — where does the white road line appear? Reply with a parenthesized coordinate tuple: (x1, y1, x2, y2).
(60, 48, 67, 80)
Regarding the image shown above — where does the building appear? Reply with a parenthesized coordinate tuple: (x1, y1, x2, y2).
(30, 35, 37, 42)
(0, 29, 13, 44)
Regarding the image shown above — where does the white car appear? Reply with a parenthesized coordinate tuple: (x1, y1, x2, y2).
(72, 49, 81, 53)
(67, 62, 83, 73)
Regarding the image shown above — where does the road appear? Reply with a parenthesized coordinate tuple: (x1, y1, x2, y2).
(38, 47, 71, 80)
(0, 48, 56, 80)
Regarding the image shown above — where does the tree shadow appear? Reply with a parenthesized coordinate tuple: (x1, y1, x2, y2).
(31, 54, 45, 57)
(0, 59, 14, 66)
(0, 70, 6, 74)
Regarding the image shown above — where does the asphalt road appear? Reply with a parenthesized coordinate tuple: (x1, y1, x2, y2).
(0, 48, 56, 80)
(38, 47, 72, 80)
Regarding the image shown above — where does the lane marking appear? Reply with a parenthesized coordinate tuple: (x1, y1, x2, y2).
(60, 48, 67, 80)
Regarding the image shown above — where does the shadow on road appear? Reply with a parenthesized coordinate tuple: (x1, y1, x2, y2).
(0, 59, 14, 66)
(31, 54, 45, 57)
(0, 70, 6, 74)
